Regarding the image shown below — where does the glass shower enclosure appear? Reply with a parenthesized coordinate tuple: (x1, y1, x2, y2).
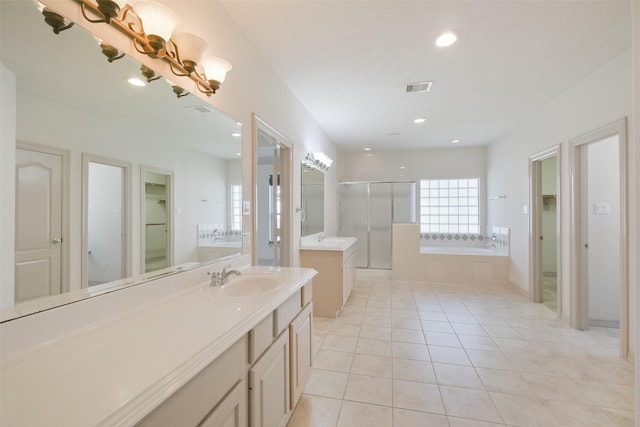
(338, 181, 416, 269)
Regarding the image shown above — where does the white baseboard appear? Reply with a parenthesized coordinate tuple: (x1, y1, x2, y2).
(589, 319, 620, 328)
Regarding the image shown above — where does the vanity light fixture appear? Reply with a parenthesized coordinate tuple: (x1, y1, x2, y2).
(200, 55, 233, 94)
(73, 0, 232, 97)
(170, 32, 208, 74)
(34, 1, 74, 34)
(81, 0, 127, 24)
(130, 0, 180, 58)
(435, 31, 458, 47)
(165, 78, 188, 98)
(303, 152, 333, 171)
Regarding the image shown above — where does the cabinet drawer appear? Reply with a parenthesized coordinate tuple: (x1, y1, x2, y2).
(342, 243, 355, 263)
(137, 336, 247, 427)
(249, 312, 274, 364)
(301, 281, 313, 307)
(274, 290, 302, 336)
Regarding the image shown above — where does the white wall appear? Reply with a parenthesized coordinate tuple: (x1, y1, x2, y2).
(586, 135, 621, 324)
(0, 64, 16, 307)
(486, 49, 633, 337)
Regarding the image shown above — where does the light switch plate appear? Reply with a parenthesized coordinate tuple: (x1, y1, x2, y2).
(243, 200, 250, 215)
(593, 202, 610, 215)
(523, 205, 528, 214)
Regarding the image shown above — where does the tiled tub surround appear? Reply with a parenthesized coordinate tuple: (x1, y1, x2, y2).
(393, 224, 509, 285)
(0, 257, 316, 426)
(288, 275, 634, 427)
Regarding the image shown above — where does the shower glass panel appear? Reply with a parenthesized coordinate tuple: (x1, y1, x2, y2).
(370, 183, 393, 269)
(339, 181, 416, 270)
(393, 182, 417, 223)
(338, 183, 369, 268)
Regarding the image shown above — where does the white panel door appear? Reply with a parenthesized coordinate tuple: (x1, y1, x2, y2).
(15, 148, 63, 302)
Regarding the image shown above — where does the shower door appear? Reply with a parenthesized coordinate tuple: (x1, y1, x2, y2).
(339, 181, 416, 270)
(370, 183, 393, 269)
(338, 183, 369, 268)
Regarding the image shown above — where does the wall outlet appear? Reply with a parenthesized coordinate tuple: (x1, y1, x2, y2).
(523, 205, 529, 214)
(243, 200, 250, 215)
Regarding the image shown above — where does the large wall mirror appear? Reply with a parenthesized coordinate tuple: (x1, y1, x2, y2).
(300, 163, 325, 237)
(1, 1, 243, 319)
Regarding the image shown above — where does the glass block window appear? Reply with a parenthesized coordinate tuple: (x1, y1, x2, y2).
(230, 184, 242, 231)
(419, 179, 480, 233)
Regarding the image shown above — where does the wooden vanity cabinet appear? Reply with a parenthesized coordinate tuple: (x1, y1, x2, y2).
(138, 280, 314, 427)
(136, 337, 248, 427)
(249, 331, 290, 427)
(301, 243, 356, 318)
(289, 302, 313, 407)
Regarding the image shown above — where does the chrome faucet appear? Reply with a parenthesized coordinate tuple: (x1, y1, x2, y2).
(487, 232, 498, 247)
(207, 265, 241, 287)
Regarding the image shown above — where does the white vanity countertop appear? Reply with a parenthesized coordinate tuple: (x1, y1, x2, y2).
(300, 236, 357, 251)
(0, 266, 316, 427)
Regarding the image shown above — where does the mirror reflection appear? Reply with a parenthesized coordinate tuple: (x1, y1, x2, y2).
(301, 163, 325, 237)
(1, 1, 243, 319)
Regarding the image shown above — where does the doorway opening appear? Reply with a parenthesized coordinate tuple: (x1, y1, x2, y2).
(82, 154, 131, 288)
(570, 118, 628, 359)
(253, 115, 292, 267)
(529, 146, 561, 315)
(141, 166, 174, 274)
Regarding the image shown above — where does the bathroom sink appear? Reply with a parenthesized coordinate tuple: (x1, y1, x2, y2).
(222, 274, 279, 297)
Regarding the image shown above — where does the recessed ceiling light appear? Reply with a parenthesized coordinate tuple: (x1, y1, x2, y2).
(231, 132, 241, 137)
(400, 166, 406, 169)
(435, 31, 458, 47)
(451, 139, 460, 144)
(235, 152, 241, 156)
(413, 117, 426, 124)
(363, 147, 372, 151)
(128, 77, 146, 87)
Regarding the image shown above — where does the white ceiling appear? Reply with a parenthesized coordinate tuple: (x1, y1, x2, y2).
(220, 1, 632, 151)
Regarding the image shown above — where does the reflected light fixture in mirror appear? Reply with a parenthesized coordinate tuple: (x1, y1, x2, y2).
(34, 1, 74, 34)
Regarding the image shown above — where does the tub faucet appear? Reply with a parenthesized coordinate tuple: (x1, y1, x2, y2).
(207, 265, 241, 287)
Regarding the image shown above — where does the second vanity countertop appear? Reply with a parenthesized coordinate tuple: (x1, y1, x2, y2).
(0, 265, 316, 427)
(300, 236, 357, 251)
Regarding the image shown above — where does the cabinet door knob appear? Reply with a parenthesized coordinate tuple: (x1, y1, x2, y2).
(52, 238, 63, 245)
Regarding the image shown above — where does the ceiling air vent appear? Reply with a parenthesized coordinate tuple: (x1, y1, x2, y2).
(405, 81, 433, 93)
(185, 105, 215, 113)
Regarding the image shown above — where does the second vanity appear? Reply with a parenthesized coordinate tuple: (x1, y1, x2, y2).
(300, 236, 357, 318)
(0, 258, 316, 427)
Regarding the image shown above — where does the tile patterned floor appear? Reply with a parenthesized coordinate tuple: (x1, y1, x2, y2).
(287, 275, 634, 427)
